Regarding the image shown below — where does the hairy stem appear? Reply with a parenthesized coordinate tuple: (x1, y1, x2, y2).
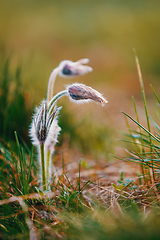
(47, 67, 60, 102)
(46, 150, 51, 190)
(40, 144, 46, 191)
(48, 90, 68, 112)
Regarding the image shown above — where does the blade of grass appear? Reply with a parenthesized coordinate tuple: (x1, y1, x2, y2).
(149, 115, 160, 133)
(125, 128, 160, 141)
(64, 174, 76, 192)
(27, 145, 33, 186)
(124, 114, 135, 142)
(113, 154, 155, 169)
(132, 96, 145, 154)
(150, 84, 160, 105)
(134, 50, 154, 179)
(14, 131, 25, 194)
(122, 112, 160, 143)
(129, 97, 147, 182)
(78, 159, 81, 193)
(21, 148, 27, 194)
(119, 139, 160, 151)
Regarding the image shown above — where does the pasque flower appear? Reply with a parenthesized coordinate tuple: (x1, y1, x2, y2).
(30, 58, 107, 191)
(30, 100, 61, 190)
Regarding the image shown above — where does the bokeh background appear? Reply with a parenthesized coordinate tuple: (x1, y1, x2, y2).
(0, 0, 160, 160)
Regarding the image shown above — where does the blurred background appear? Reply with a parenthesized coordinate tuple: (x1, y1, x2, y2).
(0, 0, 160, 161)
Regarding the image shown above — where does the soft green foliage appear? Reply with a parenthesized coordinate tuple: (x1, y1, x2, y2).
(14, 131, 34, 195)
(0, 136, 37, 239)
(0, 136, 36, 197)
(63, 208, 160, 240)
(0, 57, 32, 143)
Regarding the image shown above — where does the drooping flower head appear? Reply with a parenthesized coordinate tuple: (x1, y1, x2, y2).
(66, 83, 108, 106)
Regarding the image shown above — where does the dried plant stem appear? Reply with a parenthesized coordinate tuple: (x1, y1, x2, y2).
(40, 144, 46, 191)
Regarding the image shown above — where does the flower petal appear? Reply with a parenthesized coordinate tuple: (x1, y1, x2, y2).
(58, 59, 92, 77)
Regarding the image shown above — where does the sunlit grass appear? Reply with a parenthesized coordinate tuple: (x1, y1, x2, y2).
(120, 54, 160, 186)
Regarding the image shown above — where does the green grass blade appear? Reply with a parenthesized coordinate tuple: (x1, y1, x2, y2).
(14, 131, 25, 194)
(27, 145, 33, 186)
(21, 148, 27, 194)
(78, 159, 81, 193)
(149, 115, 160, 132)
(65, 174, 76, 192)
(134, 51, 154, 178)
(123, 114, 138, 148)
(119, 139, 157, 150)
(132, 96, 145, 154)
(80, 180, 91, 192)
(150, 84, 160, 105)
(122, 112, 160, 143)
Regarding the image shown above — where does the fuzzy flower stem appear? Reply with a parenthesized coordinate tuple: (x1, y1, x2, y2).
(40, 144, 46, 191)
(47, 67, 61, 102)
(46, 150, 51, 190)
(48, 90, 68, 112)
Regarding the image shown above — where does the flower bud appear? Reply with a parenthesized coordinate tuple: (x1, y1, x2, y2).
(30, 100, 61, 146)
(67, 83, 108, 106)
